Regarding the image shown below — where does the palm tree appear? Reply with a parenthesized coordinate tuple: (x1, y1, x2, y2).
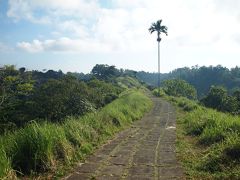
(149, 19, 168, 95)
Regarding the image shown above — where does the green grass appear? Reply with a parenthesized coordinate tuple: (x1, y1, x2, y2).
(167, 96, 199, 112)
(0, 90, 152, 179)
(116, 76, 146, 90)
(173, 96, 240, 179)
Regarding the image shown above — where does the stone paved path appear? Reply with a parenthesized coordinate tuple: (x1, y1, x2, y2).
(64, 97, 184, 180)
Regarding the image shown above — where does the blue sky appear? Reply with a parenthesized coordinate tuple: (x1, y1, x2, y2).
(0, 0, 240, 73)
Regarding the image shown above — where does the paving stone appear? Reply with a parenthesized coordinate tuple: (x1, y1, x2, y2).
(100, 165, 125, 176)
(109, 155, 130, 165)
(95, 174, 121, 180)
(86, 156, 103, 163)
(76, 163, 99, 173)
(132, 155, 155, 165)
(159, 143, 175, 152)
(126, 175, 154, 180)
(115, 149, 132, 156)
(64, 98, 184, 180)
(66, 172, 92, 180)
(159, 166, 184, 178)
(159, 152, 176, 160)
(87, 154, 107, 163)
(128, 165, 154, 176)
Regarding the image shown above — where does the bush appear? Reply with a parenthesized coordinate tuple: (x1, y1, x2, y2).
(0, 67, 123, 131)
(31, 77, 95, 122)
(201, 86, 238, 113)
(153, 88, 165, 97)
(162, 79, 197, 99)
(104, 93, 118, 104)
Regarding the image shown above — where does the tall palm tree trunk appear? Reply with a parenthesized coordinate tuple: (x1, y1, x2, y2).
(158, 41, 160, 95)
(149, 19, 167, 94)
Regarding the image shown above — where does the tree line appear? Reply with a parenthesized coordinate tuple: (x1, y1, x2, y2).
(2, 63, 239, 134)
(0, 64, 138, 134)
(158, 78, 240, 115)
(137, 65, 240, 98)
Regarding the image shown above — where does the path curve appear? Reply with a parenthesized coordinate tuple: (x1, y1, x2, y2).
(64, 97, 184, 180)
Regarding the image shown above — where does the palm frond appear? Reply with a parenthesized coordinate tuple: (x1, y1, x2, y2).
(148, 19, 168, 37)
(148, 27, 155, 33)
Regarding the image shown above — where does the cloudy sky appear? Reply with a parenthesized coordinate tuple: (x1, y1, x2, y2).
(0, 0, 240, 73)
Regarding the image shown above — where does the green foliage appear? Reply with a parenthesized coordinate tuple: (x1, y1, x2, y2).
(0, 64, 151, 178)
(91, 64, 120, 80)
(163, 79, 197, 99)
(137, 65, 240, 98)
(167, 96, 199, 112)
(0, 65, 34, 129)
(201, 86, 238, 113)
(87, 78, 122, 108)
(0, 142, 13, 179)
(0, 91, 152, 178)
(0, 65, 124, 132)
(11, 122, 73, 174)
(177, 99, 240, 179)
(148, 19, 168, 41)
(116, 76, 143, 89)
(153, 88, 166, 97)
(136, 71, 168, 87)
(198, 134, 240, 177)
(31, 77, 95, 122)
(233, 89, 240, 113)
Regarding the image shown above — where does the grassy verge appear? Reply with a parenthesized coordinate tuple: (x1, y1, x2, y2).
(0, 90, 152, 179)
(169, 96, 240, 179)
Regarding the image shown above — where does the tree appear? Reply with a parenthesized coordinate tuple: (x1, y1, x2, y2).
(201, 86, 238, 112)
(149, 19, 168, 95)
(91, 64, 120, 80)
(0, 66, 34, 131)
(31, 77, 94, 122)
(87, 79, 122, 108)
(201, 86, 227, 110)
(162, 79, 197, 99)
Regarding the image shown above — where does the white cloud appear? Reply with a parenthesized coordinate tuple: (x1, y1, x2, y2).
(7, 0, 100, 23)
(17, 37, 112, 53)
(57, 20, 89, 38)
(7, 0, 51, 24)
(9, 0, 240, 70)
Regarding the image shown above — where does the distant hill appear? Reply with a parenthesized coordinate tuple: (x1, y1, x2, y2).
(136, 65, 240, 97)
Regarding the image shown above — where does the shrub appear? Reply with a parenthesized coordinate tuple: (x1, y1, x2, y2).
(153, 88, 165, 97)
(162, 79, 197, 99)
(201, 86, 238, 113)
(104, 93, 118, 104)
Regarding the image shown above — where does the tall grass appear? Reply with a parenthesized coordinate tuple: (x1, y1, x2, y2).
(0, 91, 152, 179)
(184, 108, 240, 144)
(175, 96, 240, 179)
(167, 96, 199, 112)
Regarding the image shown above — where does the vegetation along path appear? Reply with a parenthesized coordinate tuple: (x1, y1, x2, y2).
(65, 97, 184, 180)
